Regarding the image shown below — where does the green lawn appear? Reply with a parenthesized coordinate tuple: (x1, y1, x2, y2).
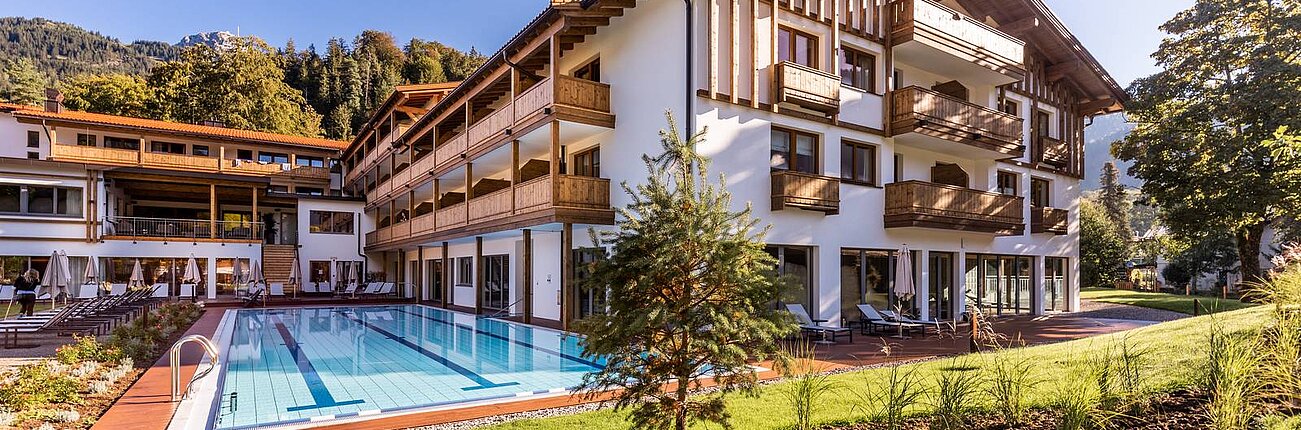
(484, 306, 1270, 430)
(1080, 287, 1255, 315)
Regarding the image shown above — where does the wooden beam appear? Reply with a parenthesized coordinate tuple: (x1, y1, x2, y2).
(475, 236, 484, 314)
(751, 0, 759, 108)
(560, 223, 573, 330)
(731, 0, 740, 104)
(209, 184, 217, 235)
(1045, 60, 1081, 82)
(998, 16, 1041, 36)
(523, 228, 533, 324)
(1078, 97, 1118, 115)
(709, 0, 718, 98)
(417, 245, 425, 302)
(511, 140, 520, 214)
(442, 242, 451, 307)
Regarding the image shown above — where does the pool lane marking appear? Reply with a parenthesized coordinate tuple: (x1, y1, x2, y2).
(335, 310, 520, 391)
(393, 308, 604, 370)
(269, 315, 366, 412)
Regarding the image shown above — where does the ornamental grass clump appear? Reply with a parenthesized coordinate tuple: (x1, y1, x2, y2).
(927, 359, 982, 430)
(983, 355, 1038, 426)
(776, 341, 839, 430)
(1203, 322, 1262, 430)
(856, 364, 924, 430)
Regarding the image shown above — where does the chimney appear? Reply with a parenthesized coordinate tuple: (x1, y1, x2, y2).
(43, 88, 63, 113)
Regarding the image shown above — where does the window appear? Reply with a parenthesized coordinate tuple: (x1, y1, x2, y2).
(234, 149, 252, 161)
(481, 254, 510, 311)
(76, 133, 97, 147)
(103, 136, 140, 150)
(192, 145, 210, 156)
(892, 69, 901, 91)
(573, 147, 600, 178)
(1000, 99, 1019, 116)
(308, 210, 354, 234)
(777, 26, 817, 67)
(0, 185, 82, 216)
(1030, 178, 1051, 207)
(1035, 110, 1052, 138)
(26, 131, 39, 148)
(840, 140, 877, 185)
(893, 154, 903, 183)
(258, 152, 289, 164)
(297, 156, 325, 167)
(456, 257, 473, 286)
(839, 48, 875, 92)
(150, 141, 186, 154)
(996, 171, 1019, 196)
(771, 127, 818, 173)
(268, 185, 289, 193)
(1044, 257, 1068, 312)
(573, 58, 601, 82)
(296, 187, 324, 196)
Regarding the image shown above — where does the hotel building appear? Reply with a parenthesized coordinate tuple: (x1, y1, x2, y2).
(344, 0, 1126, 329)
(0, 93, 370, 298)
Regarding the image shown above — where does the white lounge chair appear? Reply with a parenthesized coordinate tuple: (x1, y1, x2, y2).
(179, 284, 196, 299)
(76, 284, 99, 299)
(109, 284, 127, 296)
(784, 303, 853, 343)
(301, 282, 318, 294)
(0, 285, 14, 300)
(269, 283, 286, 298)
(360, 282, 382, 295)
(150, 283, 169, 298)
(340, 282, 360, 298)
(879, 308, 943, 335)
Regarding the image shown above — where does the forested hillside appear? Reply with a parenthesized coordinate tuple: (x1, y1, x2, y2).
(0, 17, 486, 140)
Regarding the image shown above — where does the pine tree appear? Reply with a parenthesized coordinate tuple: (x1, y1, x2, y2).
(575, 112, 796, 430)
(0, 58, 46, 105)
(1099, 161, 1131, 237)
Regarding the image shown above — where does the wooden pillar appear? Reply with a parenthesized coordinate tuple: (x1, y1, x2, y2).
(442, 242, 451, 307)
(474, 236, 484, 315)
(750, 0, 759, 108)
(465, 163, 474, 222)
(251, 187, 258, 240)
(523, 228, 533, 324)
(511, 140, 520, 214)
(209, 184, 217, 238)
(560, 223, 573, 330)
(417, 245, 425, 302)
(550, 121, 560, 198)
(432, 179, 440, 231)
(770, 0, 778, 112)
(218, 147, 226, 172)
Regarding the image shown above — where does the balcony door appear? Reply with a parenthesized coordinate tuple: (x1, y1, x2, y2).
(768, 245, 813, 317)
(928, 252, 955, 320)
(481, 254, 510, 312)
(573, 248, 605, 319)
(964, 254, 1034, 316)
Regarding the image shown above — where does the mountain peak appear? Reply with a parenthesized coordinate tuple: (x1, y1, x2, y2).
(177, 31, 238, 50)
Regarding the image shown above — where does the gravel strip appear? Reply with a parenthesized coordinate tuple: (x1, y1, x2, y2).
(1077, 300, 1186, 322)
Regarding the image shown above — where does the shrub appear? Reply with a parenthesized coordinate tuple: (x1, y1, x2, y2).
(55, 335, 123, 365)
(928, 359, 982, 430)
(70, 361, 100, 379)
(88, 380, 111, 396)
(25, 408, 81, 423)
(776, 341, 839, 430)
(0, 363, 81, 410)
(856, 365, 924, 430)
(108, 302, 203, 362)
(983, 355, 1038, 425)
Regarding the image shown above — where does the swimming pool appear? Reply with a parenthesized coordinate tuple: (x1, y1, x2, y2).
(204, 305, 603, 429)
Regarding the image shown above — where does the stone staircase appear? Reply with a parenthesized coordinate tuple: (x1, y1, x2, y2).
(262, 244, 298, 286)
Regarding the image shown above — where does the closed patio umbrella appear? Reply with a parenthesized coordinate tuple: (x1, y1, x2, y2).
(183, 255, 201, 284)
(232, 258, 245, 285)
(41, 251, 72, 305)
(83, 256, 98, 284)
(892, 245, 915, 338)
(328, 258, 338, 294)
(249, 259, 263, 285)
(129, 259, 144, 288)
(289, 256, 301, 298)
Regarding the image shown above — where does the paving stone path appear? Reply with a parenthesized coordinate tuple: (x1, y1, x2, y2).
(1077, 299, 1187, 322)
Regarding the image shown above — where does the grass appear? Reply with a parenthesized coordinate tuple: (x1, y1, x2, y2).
(482, 306, 1270, 430)
(0, 302, 55, 319)
(1080, 287, 1255, 315)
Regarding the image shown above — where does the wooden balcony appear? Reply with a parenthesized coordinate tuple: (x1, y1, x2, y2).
(884, 180, 1023, 235)
(890, 86, 1024, 158)
(365, 174, 613, 249)
(1031, 207, 1069, 235)
(49, 144, 330, 181)
(889, 0, 1025, 85)
(1037, 136, 1070, 168)
(770, 171, 840, 215)
(774, 61, 841, 115)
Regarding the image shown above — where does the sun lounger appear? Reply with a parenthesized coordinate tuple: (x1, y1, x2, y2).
(109, 284, 127, 296)
(784, 303, 853, 344)
(301, 282, 318, 294)
(269, 283, 286, 298)
(179, 284, 196, 299)
(340, 282, 360, 298)
(150, 283, 170, 298)
(360, 282, 382, 295)
(0, 285, 13, 300)
(75, 284, 99, 299)
(856, 304, 925, 335)
(241, 284, 266, 308)
(879, 309, 944, 335)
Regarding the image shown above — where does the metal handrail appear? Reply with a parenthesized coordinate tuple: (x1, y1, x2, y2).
(480, 297, 528, 319)
(170, 334, 220, 402)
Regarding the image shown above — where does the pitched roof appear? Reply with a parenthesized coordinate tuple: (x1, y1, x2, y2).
(0, 103, 348, 151)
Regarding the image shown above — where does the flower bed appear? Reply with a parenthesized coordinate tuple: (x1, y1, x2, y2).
(0, 301, 203, 429)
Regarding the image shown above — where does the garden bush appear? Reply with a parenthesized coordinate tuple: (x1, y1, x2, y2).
(0, 364, 81, 410)
(55, 335, 123, 366)
(108, 302, 203, 362)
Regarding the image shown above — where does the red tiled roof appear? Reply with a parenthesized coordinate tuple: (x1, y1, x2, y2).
(1, 103, 348, 150)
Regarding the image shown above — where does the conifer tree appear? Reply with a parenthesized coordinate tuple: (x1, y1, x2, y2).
(575, 112, 796, 430)
(0, 58, 45, 105)
(1098, 161, 1131, 237)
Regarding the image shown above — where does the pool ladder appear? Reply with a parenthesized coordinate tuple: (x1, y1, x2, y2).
(170, 334, 220, 402)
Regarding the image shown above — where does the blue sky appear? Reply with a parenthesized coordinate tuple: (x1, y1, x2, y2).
(4, 0, 1191, 87)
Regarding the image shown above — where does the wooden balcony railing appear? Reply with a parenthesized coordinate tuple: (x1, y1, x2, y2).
(1031, 207, 1069, 235)
(1037, 136, 1070, 168)
(366, 175, 612, 248)
(891, 86, 1025, 157)
(434, 133, 468, 170)
(775, 61, 841, 114)
(104, 216, 262, 242)
(770, 170, 840, 215)
(468, 106, 515, 152)
(889, 0, 1025, 79)
(50, 145, 329, 181)
(884, 180, 1023, 235)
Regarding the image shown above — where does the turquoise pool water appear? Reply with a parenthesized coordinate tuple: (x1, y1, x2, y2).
(213, 305, 603, 429)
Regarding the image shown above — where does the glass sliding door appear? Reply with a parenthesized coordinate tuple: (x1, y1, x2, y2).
(966, 254, 1035, 315)
(928, 252, 954, 320)
(767, 245, 813, 317)
(840, 248, 920, 323)
(426, 259, 443, 304)
(481, 254, 509, 312)
(574, 248, 605, 319)
(1044, 257, 1067, 312)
